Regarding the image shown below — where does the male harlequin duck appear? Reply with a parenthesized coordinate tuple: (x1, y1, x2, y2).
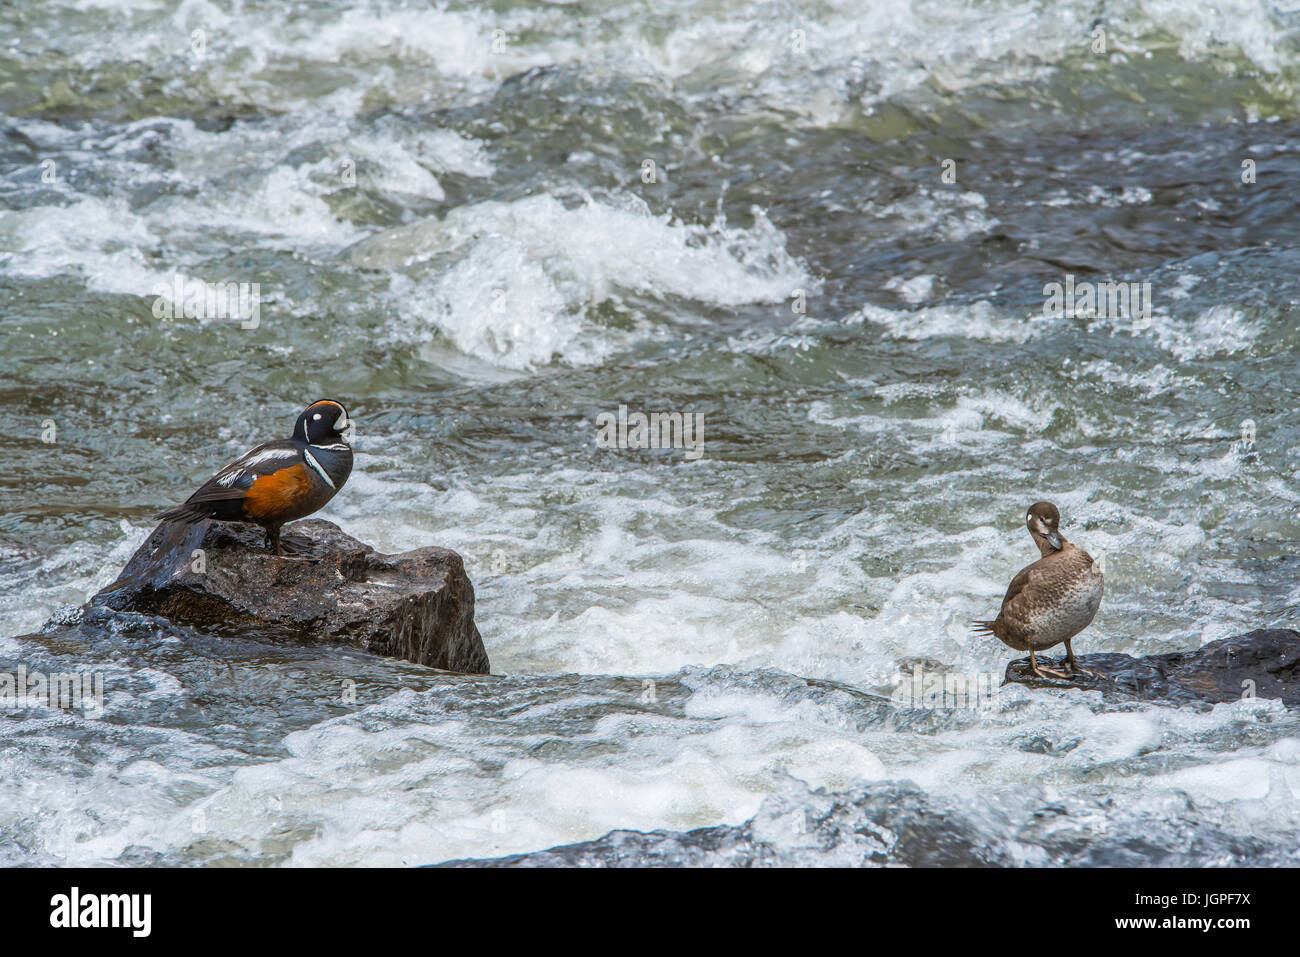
(972, 501, 1104, 679)
(156, 399, 353, 554)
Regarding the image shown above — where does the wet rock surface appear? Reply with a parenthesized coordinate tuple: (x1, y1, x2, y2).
(89, 518, 489, 673)
(1004, 628, 1300, 706)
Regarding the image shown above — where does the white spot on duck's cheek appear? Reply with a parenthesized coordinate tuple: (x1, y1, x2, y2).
(313, 413, 321, 420)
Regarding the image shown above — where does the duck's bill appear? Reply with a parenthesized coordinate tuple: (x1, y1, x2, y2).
(1047, 531, 1063, 550)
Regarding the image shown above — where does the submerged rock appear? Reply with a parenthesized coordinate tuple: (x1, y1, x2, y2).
(440, 777, 1296, 867)
(90, 518, 490, 674)
(1004, 628, 1299, 706)
(440, 780, 1023, 868)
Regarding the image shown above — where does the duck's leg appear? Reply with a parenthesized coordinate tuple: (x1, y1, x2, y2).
(265, 524, 282, 555)
(1028, 646, 1068, 679)
(1062, 639, 1100, 677)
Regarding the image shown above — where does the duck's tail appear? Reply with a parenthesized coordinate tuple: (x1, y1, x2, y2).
(970, 619, 998, 638)
(153, 502, 211, 524)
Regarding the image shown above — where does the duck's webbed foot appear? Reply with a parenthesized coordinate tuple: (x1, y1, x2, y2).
(1062, 640, 1103, 678)
(1027, 649, 1069, 680)
(1029, 661, 1070, 680)
(1064, 662, 1102, 678)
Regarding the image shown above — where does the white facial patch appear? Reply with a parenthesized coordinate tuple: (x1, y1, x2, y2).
(333, 409, 349, 430)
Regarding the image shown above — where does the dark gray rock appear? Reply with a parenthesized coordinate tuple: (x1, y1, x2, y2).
(90, 518, 489, 673)
(1004, 628, 1299, 706)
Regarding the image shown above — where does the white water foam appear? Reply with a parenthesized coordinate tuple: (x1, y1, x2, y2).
(371, 194, 814, 368)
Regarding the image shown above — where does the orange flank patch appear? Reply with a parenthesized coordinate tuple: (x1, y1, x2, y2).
(242, 463, 313, 521)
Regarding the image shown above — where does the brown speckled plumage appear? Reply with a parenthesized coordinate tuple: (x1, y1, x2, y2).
(973, 501, 1104, 678)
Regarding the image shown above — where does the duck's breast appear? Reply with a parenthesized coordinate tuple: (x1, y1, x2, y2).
(1037, 555, 1102, 646)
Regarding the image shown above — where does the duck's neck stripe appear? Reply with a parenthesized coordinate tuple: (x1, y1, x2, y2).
(302, 448, 336, 488)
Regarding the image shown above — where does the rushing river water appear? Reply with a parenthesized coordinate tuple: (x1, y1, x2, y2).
(3, 0, 1300, 866)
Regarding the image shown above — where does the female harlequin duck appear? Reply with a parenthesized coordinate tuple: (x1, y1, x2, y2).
(972, 501, 1104, 679)
(156, 399, 353, 554)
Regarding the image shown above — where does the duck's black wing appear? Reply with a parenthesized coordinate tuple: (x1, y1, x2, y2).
(155, 440, 302, 523)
